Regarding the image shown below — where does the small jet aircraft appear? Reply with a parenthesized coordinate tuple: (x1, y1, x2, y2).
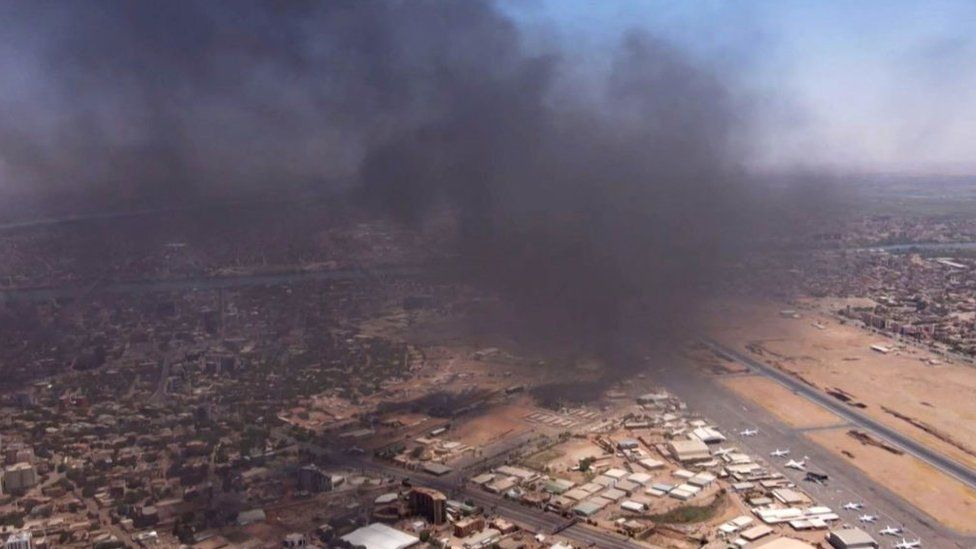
(770, 449, 790, 457)
(842, 502, 864, 510)
(858, 514, 878, 523)
(784, 459, 806, 470)
(739, 428, 758, 436)
(894, 539, 921, 549)
(879, 526, 903, 536)
(713, 447, 735, 457)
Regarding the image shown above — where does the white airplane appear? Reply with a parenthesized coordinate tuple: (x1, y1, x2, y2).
(858, 514, 878, 523)
(770, 449, 790, 457)
(879, 526, 903, 536)
(739, 428, 758, 437)
(784, 459, 806, 470)
(894, 539, 921, 549)
(842, 502, 864, 510)
(713, 447, 735, 457)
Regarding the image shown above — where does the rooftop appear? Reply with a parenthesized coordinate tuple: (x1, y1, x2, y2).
(340, 523, 419, 549)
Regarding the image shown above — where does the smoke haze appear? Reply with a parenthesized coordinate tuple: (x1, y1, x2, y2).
(0, 1, 822, 361)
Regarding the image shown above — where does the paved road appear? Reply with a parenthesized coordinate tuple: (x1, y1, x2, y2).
(701, 339, 976, 492)
(147, 348, 175, 406)
(296, 440, 643, 548)
(339, 456, 643, 548)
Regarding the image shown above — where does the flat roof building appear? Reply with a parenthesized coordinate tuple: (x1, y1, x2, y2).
(421, 462, 453, 476)
(740, 524, 773, 542)
(572, 498, 609, 517)
(827, 528, 878, 549)
(667, 439, 711, 463)
(454, 516, 485, 538)
(616, 439, 639, 450)
(340, 523, 419, 549)
(544, 478, 575, 494)
(754, 537, 818, 549)
(690, 426, 726, 443)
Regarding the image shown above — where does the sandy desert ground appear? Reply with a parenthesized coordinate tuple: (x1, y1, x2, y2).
(450, 398, 535, 447)
(807, 427, 976, 533)
(707, 298, 976, 533)
(720, 375, 844, 429)
(707, 299, 976, 471)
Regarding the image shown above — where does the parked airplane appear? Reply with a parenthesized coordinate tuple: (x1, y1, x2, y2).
(842, 502, 864, 510)
(713, 447, 735, 456)
(770, 449, 790, 457)
(739, 428, 758, 436)
(858, 514, 878, 523)
(784, 459, 806, 470)
(879, 526, 903, 536)
(894, 539, 921, 549)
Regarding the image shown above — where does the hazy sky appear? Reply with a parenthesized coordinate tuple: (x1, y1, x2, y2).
(0, 0, 973, 215)
(505, 0, 976, 175)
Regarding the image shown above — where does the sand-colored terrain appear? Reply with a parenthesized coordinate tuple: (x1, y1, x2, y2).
(451, 400, 533, 447)
(532, 438, 605, 473)
(720, 375, 844, 429)
(807, 427, 976, 534)
(707, 299, 976, 471)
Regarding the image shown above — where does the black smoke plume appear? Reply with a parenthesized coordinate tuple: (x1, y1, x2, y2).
(0, 1, 819, 363)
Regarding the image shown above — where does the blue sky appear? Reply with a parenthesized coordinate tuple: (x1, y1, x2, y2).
(503, 0, 976, 175)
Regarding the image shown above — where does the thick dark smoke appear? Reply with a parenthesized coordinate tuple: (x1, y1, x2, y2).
(0, 1, 535, 211)
(355, 22, 756, 356)
(0, 1, 813, 365)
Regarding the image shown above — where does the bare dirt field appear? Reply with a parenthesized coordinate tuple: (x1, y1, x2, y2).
(531, 437, 605, 473)
(720, 375, 844, 429)
(807, 427, 976, 534)
(451, 399, 534, 447)
(706, 298, 976, 471)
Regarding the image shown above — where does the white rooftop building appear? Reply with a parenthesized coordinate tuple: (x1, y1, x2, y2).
(4, 532, 31, 549)
(340, 524, 419, 549)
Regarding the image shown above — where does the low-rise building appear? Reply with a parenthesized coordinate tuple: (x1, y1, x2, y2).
(340, 523, 419, 549)
(667, 439, 711, 463)
(453, 516, 484, 538)
(827, 528, 879, 549)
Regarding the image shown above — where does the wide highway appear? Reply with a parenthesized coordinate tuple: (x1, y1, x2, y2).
(293, 440, 644, 548)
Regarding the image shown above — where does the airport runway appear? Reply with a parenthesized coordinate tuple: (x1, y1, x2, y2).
(700, 339, 976, 492)
(656, 350, 974, 549)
